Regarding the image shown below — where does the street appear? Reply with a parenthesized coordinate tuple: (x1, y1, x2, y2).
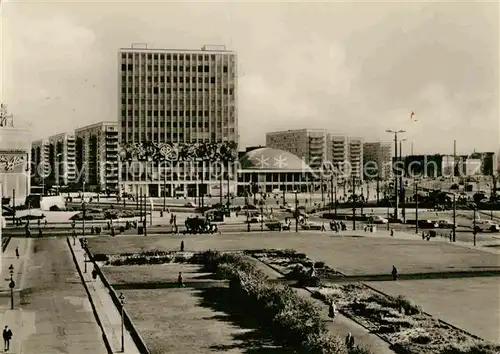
(1, 238, 107, 354)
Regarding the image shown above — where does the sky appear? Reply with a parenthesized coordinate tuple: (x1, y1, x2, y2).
(1, 0, 499, 155)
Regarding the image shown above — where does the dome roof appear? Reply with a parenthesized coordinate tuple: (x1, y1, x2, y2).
(239, 148, 311, 171)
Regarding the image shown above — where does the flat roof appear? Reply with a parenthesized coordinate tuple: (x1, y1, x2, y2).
(119, 47, 235, 54)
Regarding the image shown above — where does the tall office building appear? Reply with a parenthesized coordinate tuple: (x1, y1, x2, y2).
(326, 135, 349, 180)
(75, 122, 119, 193)
(119, 44, 238, 197)
(266, 129, 327, 170)
(31, 139, 50, 190)
(363, 142, 392, 180)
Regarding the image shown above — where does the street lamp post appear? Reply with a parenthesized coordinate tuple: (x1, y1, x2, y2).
(82, 181, 86, 236)
(294, 190, 299, 233)
(400, 139, 407, 223)
(386, 129, 406, 221)
(453, 193, 457, 242)
(351, 175, 356, 231)
(84, 252, 88, 273)
(472, 204, 477, 246)
(415, 179, 419, 234)
(119, 292, 125, 352)
(8, 264, 15, 310)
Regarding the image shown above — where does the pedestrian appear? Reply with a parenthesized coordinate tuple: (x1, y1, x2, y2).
(15, 247, 19, 259)
(345, 332, 355, 349)
(44, 219, 47, 227)
(160, 210, 163, 218)
(3, 325, 12, 351)
(177, 272, 185, 287)
(328, 300, 337, 321)
(422, 231, 426, 240)
(392, 265, 399, 280)
(321, 223, 326, 232)
(449, 231, 453, 241)
(37, 219, 40, 227)
(180, 240, 184, 252)
(38, 228, 42, 238)
(390, 228, 394, 236)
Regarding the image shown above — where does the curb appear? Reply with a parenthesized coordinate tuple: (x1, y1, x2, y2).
(66, 237, 113, 354)
(84, 246, 151, 354)
(2, 236, 12, 252)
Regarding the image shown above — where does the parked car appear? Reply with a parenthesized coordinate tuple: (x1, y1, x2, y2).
(184, 201, 197, 208)
(419, 220, 439, 228)
(265, 220, 291, 231)
(371, 215, 389, 224)
(474, 220, 500, 233)
(300, 221, 322, 230)
(438, 220, 455, 229)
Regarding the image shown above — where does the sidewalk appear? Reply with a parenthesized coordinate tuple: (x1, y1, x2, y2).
(0, 238, 33, 354)
(295, 287, 394, 353)
(69, 239, 141, 354)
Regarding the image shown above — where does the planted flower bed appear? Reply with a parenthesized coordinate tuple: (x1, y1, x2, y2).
(311, 283, 500, 354)
(198, 250, 370, 354)
(96, 250, 195, 266)
(244, 249, 344, 280)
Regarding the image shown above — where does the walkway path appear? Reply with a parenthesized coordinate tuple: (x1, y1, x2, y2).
(70, 238, 141, 354)
(0, 237, 108, 353)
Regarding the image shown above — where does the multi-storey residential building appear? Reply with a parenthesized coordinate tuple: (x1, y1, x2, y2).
(363, 142, 392, 180)
(326, 134, 349, 179)
(348, 137, 363, 182)
(119, 44, 238, 197)
(46, 132, 76, 186)
(31, 139, 50, 189)
(75, 122, 119, 193)
(266, 129, 327, 170)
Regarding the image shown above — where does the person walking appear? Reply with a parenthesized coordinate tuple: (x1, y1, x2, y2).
(177, 272, 185, 287)
(392, 265, 399, 280)
(15, 247, 19, 259)
(345, 332, 355, 349)
(3, 325, 12, 351)
(328, 300, 337, 321)
(180, 240, 185, 252)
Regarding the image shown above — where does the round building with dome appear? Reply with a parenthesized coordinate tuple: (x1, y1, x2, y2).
(236, 147, 321, 195)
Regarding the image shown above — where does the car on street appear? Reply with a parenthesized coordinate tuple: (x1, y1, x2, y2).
(371, 215, 389, 224)
(300, 221, 322, 230)
(419, 220, 439, 228)
(184, 202, 197, 208)
(473, 220, 500, 233)
(265, 220, 291, 231)
(438, 220, 455, 229)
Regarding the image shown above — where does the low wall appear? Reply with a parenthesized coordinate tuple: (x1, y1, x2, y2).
(83, 243, 151, 354)
(66, 238, 113, 354)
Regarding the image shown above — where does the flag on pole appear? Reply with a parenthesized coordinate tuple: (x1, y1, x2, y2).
(410, 111, 418, 122)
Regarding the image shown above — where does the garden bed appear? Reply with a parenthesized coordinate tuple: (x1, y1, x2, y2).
(244, 249, 345, 280)
(93, 249, 195, 265)
(311, 283, 500, 354)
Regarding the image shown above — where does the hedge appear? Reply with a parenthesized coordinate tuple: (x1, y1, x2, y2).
(196, 250, 372, 354)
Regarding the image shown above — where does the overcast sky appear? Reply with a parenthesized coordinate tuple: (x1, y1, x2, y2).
(1, 0, 498, 155)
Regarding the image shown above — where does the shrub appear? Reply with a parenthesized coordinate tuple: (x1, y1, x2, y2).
(439, 342, 500, 354)
(93, 254, 109, 262)
(196, 250, 361, 354)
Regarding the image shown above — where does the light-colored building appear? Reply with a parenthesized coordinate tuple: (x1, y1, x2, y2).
(0, 104, 31, 204)
(31, 139, 50, 192)
(118, 44, 238, 197)
(46, 132, 76, 186)
(266, 129, 327, 170)
(348, 137, 363, 182)
(363, 142, 392, 180)
(75, 121, 119, 193)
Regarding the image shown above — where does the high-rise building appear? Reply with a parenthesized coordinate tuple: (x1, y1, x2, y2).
(118, 44, 238, 197)
(46, 132, 76, 186)
(31, 139, 50, 191)
(75, 122, 119, 193)
(363, 142, 392, 180)
(266, 129, 327, 170)
(348, 137, 363, 182)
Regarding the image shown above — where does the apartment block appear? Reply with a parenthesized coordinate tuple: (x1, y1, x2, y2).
(31, 139, 50, 182)
(266, 129, 327, 170)
(75, 121, 119, 192)
(119, 44, 238, 197)
(47, 132, 76, 186)
(327, 135, 349, 178)
(363, 142, 392, 180)
(348, 137, 363, 182)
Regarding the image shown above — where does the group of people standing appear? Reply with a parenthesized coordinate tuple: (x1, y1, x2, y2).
(329, 220, 347, 232)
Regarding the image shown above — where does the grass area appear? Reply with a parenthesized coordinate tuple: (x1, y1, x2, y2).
(102, 263, 207, 284)
(121, 288, 290, 354)
(311, 283, 500, 353)
(366, 277, 500, 343)
(88, 233, 500, 276)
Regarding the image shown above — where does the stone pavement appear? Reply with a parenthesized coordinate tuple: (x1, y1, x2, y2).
(69, 238, 141, 354)
(0, 238, 33, 354)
